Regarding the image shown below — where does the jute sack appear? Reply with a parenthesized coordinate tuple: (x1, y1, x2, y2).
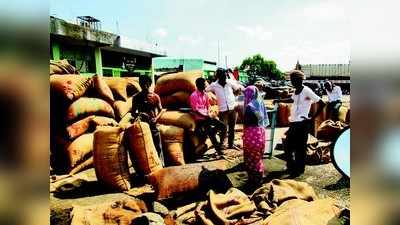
(160, 91, 191, 109)
(66, 115, 95, 140)
(159, 125, 185, 166)
(125, 120, 163, 176)
(50, 59, 79, 75)
(125, 77, 142, 97)
(251, 179, 318, 207)
(92, 75, 114, 103)
(154, 70, 202, 96)
(311, 103, 328, 136)
(66, 97, 115, 123)
(338, 106, 349, 124)
(277, 103, 291, 127)
(70, 199, 147, 225)
(185, 130, 208, 159)
(69, 156, 93, 175)
(261, 198, 342, 225)
(93, 126, 131, 191)
(346, 108, 350, 123)
(208, 188, 257, 225)
(147, 161, 229, 200)
(158, 111, 196, 131)
(306, 141, 332, 165)
(65, 133, 94, 170)
(316, 120, 348, 141)
(119, 113, 133, 130)
(104, 77, 128, 101)
(91, 116, 118, 128)
(50, 75, 92, 101)
(113, 97, 133, 120)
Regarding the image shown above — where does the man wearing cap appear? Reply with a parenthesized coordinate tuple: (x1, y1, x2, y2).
(274, 70, 325, 177)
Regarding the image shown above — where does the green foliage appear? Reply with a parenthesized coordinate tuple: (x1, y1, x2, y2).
(239, 54, 284, 82)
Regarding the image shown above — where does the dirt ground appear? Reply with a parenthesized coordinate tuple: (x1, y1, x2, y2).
(50, 125, 350, 225)
(50, 95, 351, 224)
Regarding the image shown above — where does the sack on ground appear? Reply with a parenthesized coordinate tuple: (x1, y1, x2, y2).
(155, 70, 202, 96)
(66, 97, 115, 122)
(251, 179, 318, 210)
(92, 74, 114, 103)
(307, 141, 332, 165)
(147, 161, 229, 200)
(50, 75, 92, 101)
(70, 199, 147, 225)
(69, 156, 93, 175)
(159, 125, 185, 166)
(317, 120, 348, 141)
(93, 126, 131, 191)
(261, 198, 343, 225)
(125, 121, 163, 176)
(185, 130, 208, 159)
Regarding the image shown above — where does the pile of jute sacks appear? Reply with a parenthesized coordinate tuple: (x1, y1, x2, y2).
(50, 60, 223, 195)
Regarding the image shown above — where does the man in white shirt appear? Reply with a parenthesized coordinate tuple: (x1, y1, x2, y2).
(206, 68, 245, 150)
(274, 70, 325, 177)
(324, 81, 342, 121)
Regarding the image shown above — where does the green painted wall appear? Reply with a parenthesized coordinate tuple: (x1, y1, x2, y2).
(94, 48, 103, 75)
(52, 42, 61, 60)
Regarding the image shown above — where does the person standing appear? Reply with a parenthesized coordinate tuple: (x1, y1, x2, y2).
(190, 78, 227, 155)
(274, 70, 325, 177)
(324, 80, 342, 121)
(206, 68, 244, 149)
(242, 86, 269, 185)
(131, 75, 166, 166)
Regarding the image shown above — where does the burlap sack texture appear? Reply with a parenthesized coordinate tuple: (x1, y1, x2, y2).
(93, 126, 131, 191)
(124, 120, 163, 176)
(159, 125, 185, 166)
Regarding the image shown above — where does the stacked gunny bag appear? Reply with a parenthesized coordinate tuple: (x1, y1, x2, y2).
(50, 61, 223, 193)
(50, 60, 141, 184)
(155, 70, 219, 161)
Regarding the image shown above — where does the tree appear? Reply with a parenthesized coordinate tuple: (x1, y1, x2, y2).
(239, 54, 284, 83)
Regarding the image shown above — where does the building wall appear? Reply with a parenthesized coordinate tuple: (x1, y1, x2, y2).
(301, 63, 351, 77)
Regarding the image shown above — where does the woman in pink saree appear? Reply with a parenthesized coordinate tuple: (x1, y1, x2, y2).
(242, 86, 269, 185)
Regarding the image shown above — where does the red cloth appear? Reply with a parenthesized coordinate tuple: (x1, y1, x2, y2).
(233, 69, 239, 80)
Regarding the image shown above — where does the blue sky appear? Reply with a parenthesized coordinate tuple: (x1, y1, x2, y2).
(50, 0, 350, 71)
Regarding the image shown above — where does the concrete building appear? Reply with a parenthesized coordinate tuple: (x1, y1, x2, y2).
(50, 16, 166, 77)
(152, 57, 217, 78)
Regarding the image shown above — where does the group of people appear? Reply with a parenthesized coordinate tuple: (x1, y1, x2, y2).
(131, 69, 342, 186)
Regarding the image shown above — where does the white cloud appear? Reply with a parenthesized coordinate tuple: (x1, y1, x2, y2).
(236, 25, 272, 41)
(302, 1, 346, 21)
(177, 35, 203, 45)
(152, 28, 168, 39)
